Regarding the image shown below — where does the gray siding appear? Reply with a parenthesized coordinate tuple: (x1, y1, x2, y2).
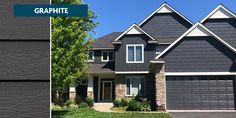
(162, 36, 236, 72)
(203, 19, 236, 49)
(0, 81, 49, 117)
(115, 34, 156, 71)
(0, 0, 50, 117)
(140, 13, 192, 42)
(89, 50, 115, 73)
(0, 0, 49, 40)
(0, 41, 49, 80)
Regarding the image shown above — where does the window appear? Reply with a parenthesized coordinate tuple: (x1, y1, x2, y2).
(87, 51, 94, 62)
(126, 76, 145, 96)
(101, 51, 114, 61)
(156, 45, 168, 54)
(126, 44, 144, 63)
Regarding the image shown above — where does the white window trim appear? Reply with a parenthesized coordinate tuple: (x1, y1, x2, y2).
(87, 51, 94, 62)
(125, 76, 145, 96)
(101, 51, 114, 62)
(126, 44, 144, 63)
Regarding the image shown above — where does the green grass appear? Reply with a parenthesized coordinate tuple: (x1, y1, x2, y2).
(52, 108, 171, 118)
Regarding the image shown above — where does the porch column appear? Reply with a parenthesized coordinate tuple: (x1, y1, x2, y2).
(155, 63, 166, 111)
(87, 76, 94, 98)
(69, 87, 76, 100)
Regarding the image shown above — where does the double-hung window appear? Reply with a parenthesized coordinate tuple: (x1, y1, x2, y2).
(126, 44, 144, 63)
(101, 51, 113, 62)
(126, 76, 145, 96)
(87, 51, 94, 62)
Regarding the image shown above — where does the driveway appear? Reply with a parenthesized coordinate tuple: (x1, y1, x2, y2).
(170, 112, 236, 118)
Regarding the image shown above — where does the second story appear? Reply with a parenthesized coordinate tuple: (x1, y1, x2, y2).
(88, 3, 194, 73)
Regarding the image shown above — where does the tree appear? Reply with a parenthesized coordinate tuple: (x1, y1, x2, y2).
(51, 0, 98, 99)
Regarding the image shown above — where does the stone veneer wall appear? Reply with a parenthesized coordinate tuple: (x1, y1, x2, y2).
(115, 75, 126, 99)
(155, 64, 166, 110)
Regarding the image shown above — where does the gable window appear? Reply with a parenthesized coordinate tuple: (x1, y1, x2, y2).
(87, 51, 94, 62)
(156, 45, 168, 54)
(101, 51, 113, 62)
(126, 44, 144, 63)
(126, 76, 145, 96)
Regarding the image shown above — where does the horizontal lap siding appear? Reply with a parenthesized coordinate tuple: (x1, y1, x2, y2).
(203, 19, 236, 49)
(0, 0, 49, 40)
(0, 0, 50, 117)
(162, 36, 236, 72)
(0, 41, 49, 80)
(115, 34, 155, 71)
(140, 13, 192, 40)
(0, 82, 50, 117)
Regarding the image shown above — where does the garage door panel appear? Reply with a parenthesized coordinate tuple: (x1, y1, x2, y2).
(166, 76, 235, 110)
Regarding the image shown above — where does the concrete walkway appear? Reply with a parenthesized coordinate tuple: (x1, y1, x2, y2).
(93, 103, 114, 112)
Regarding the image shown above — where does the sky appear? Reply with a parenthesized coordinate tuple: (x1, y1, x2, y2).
(84, 0, 236, 38)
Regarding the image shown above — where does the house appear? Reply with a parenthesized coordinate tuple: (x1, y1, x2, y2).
(71, 3, 236, 111)
(0, 0, 50, 117)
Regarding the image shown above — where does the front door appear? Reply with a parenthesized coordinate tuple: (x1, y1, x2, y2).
(102, 82, 112, 101)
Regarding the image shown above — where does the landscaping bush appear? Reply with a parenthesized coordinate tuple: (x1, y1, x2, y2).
(113, 99, 121, 107)
(85, 97, 94, 107)
(78, 102, 89, 108)
(140, 101, 151, 111)
(65, 99, 75, 107)
(127, 100, 140, 111)
(120, 98, 129, 107)
(52, 105, 62, 110)
(54, 97, 64, 106)
(68, 104, 78, 109)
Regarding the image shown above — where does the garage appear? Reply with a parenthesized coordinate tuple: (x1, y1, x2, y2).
(166, 76, 236, 110)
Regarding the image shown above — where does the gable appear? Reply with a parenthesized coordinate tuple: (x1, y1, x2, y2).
(162, 36, 236, 72)
(155, 23, 236, 59)
(140, 13, 192, 40)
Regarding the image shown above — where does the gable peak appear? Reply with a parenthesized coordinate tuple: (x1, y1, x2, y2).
(157, 3, 174, 13)
(186, 24, 211, 37)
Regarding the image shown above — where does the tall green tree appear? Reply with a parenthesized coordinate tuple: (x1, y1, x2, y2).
(51, 0, 98, 96)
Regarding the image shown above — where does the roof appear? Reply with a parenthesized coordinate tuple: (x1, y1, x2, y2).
(91, 32, 122, 49)
(89, 63, 114, 73)
(155, 22, 236, 59)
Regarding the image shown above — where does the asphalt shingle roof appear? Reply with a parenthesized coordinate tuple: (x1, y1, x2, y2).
(92, 32, 122, 49)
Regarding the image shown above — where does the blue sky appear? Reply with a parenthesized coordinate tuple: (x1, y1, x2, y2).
(84, 0, 236, 38)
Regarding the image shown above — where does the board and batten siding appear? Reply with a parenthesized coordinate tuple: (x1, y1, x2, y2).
(140, 13, 192, 39)
(115, 34, 156, 71)
(0, 0, 50, 117)
(161, 36, 236, 72)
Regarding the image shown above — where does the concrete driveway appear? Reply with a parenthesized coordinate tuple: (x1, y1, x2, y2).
(170, 112, 236, 118)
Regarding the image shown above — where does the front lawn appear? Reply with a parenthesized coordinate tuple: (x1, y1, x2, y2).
(52, 108, 171, 118)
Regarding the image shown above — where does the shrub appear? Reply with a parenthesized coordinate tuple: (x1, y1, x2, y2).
(127, 100, 140, 111)
(113, 99, 121, 107)
(140, 101, 151, 111)
(65, 99, 75, 107)
(68, 104, 77, 109)
(75, 96, 83, 105)
(52, 105, 62, 110)
(54, 97, 64, 106)
(78, 102, 89, 108)
(120, 98, 129, 107)
(85, 97, 94, 107)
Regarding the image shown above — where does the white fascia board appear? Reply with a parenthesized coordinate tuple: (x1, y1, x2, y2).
(148, 40, 158, 43)
(155, 22, 236, 59)
(114, 24, 156, 41)
(115, 71, 149, 74)
(139, 3, 193, 26)
(165, 72, 236, 76)
(200, 4, 236, 23)
(150, 60, 165, 63)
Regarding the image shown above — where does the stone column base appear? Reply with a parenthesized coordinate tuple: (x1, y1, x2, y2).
(87, 91, 94, 98)
(69, 87, 76, 100)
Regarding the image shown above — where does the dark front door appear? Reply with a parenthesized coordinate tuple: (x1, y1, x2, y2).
(102, 82, 112, 101)
(166, 76, 235, 110)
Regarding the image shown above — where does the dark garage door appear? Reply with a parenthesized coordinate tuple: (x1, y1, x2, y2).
(166, 76, 236, 110)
